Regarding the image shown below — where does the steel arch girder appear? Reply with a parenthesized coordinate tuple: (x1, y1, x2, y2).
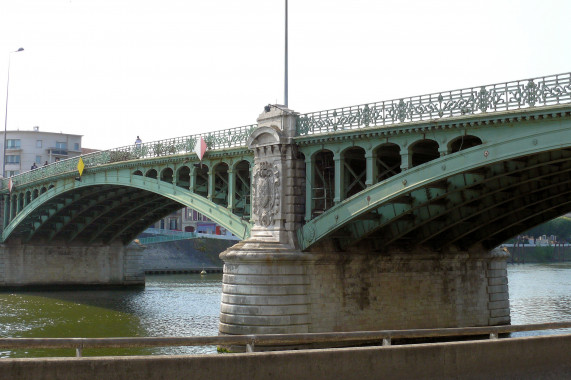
(72, 191, 162, 243)
(89, 199, 179, 245)
(459, 187, 571, 249)
(386, 153, 571, 249)
(101, 198, 180, 244)
(5, 185, 117, 242)
(2, 170, 252, 243)
(297, 124, 571, 251)
(38, 187, 125, 242)
(417, 164, 571, 249)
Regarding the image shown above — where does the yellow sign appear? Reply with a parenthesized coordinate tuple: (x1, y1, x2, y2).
(77, 157, 85, 176)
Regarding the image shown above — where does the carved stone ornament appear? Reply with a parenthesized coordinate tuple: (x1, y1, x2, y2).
(252, 161, 280, 227)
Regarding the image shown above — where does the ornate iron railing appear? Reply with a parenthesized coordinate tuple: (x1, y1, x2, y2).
(3, 72, 571, 190)
(296, 72, 571, 135)
(0, 123, 257, 190)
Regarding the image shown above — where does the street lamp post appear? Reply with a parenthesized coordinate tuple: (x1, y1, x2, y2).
(3, 47, 24, 178)
(284, 0, 288, 108)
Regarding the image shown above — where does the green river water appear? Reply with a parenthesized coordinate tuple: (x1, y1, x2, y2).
(0, 263, 569, 358)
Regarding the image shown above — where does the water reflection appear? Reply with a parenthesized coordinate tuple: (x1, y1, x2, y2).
(0, 274, 222, 357)
(508, 263, 571, 337)
(0, 265, 570, 358)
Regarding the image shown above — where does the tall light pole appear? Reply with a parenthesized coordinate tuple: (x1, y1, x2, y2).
(3, 47, 24, 178)
(284, 0, 288, 107)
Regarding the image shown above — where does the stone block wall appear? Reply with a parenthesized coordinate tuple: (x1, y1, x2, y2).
(487, 259, 510, 325)
(123, 245, 145, 285)
(219, 241, 311, 335)
(220, 244, 510, 336)
(0, 245, 6, 285)
(0, 240, 144, 287)
(305, 251, 500, 332)
(282, 148, 306, 247)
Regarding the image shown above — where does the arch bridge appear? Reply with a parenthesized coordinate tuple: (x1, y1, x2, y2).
(1, 72, 570, 336)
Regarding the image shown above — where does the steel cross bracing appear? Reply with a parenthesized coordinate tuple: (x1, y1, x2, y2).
(0, 72, 570, 250)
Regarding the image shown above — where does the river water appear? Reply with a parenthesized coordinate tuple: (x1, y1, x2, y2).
(0, 263, 569, 358)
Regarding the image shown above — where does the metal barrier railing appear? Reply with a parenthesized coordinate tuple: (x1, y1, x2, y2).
(0, 322, 569, 357)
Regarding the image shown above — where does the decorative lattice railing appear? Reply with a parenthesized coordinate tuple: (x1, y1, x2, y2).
(3, 72, 571, 190)
(1, 124, 257, 189)
(296, 72, 571, 135)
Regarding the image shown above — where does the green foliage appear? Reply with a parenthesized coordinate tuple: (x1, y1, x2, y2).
(217, 347, 231, 354)
(521, 216, 571, 241)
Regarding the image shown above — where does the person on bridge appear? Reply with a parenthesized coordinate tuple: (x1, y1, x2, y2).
(30, 162, 37, 170)
(135, 136, 142, 148)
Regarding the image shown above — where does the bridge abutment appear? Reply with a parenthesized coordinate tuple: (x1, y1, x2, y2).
(0, 240, 144, 287)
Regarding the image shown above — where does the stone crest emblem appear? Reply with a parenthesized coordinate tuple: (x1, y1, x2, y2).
(252, 161, 280, 227)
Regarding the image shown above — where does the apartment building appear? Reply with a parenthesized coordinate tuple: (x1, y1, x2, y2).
(153, 207, 232, 236)
(1, 126, 82, 177)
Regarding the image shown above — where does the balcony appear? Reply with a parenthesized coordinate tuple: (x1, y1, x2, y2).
(48, 148, 68, 156)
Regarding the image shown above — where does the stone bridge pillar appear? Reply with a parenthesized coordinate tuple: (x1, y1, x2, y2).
(219, 105, 311, 337)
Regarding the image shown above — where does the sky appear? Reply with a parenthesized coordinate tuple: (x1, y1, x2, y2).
(0, 0, 570, 150)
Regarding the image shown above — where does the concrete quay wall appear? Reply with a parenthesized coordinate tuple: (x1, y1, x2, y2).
(1, 334, 569, 380)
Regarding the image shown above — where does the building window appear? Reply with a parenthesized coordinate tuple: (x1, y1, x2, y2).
(169, 219, 177, 230)
(5, 170, 19, 177)
(6, 155, 20, 164)
(74, 143, 79, 151)
(160, 219, 165, 229)
(56, 142, 67, 150)
(6, 139, 20, 149)
(35, 156, 42, 164)
(36, 140, 42, 148)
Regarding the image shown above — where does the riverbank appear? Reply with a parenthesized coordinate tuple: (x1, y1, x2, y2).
(502, 245, 571, 263)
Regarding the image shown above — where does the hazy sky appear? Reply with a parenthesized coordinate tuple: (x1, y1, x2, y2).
(1, 0, 570, 150)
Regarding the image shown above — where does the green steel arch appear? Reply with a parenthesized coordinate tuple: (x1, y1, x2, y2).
(298, 114, 571, 251)
(2, 170, 252, 244)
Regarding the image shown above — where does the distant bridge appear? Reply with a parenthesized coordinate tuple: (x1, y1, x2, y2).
(137, 228, 240, 245)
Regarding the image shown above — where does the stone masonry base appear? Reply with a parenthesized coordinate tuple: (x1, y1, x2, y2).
(220, 242, 510, 337)
(0, 240, 145, 287)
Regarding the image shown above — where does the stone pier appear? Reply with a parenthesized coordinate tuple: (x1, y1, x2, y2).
(0, 239, 144, 287)
(219, 105, 510, 339)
